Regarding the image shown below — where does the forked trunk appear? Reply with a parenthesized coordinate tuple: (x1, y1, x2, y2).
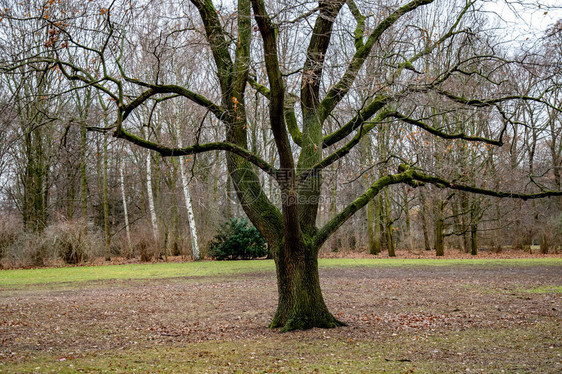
(270, 242, 345, 332)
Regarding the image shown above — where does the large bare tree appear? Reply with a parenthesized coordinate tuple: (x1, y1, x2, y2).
(2, 0, 561, 331)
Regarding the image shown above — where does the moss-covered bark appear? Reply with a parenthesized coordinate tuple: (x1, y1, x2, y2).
(384, 188, 395, 257)
(270, 242, 345, 332)
(435, 200, 445, 257)
(22, 126, 48, 232)
(470, 224, 478, 256)
(470, 199, 480, 256)
(367, 198, 380, 255)
(419, 189, 432, 251)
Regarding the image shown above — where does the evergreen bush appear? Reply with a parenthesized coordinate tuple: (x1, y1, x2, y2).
(208, 218, 267, 260)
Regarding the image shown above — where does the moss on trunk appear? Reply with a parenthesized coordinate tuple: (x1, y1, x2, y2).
(470, 224, 478, 256)
(270, 242, 345, 332)
(435, 200, 445, 257)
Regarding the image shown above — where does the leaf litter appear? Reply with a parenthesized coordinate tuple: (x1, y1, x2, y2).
(0, 263, 560, 372)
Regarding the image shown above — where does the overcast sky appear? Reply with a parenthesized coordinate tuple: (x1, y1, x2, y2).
(481, 0, 562, 44)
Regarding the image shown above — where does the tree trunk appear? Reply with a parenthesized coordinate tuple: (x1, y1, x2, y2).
(419, 189, 432, 251)
(144, 127, 159, 244)
(384, 189, 395, 257)
(179, 156, 200, 260)
(361, 137, 378, 255)
(374, 195, 383, 254)
(102, 132, 111, 261)
(226, 171, 232, 218)
(367, 198, 378, 254)
(23, 125, 48, 232)
(65, 152, 76, 220)
(493, 200, 502, 252)
(470, 223, 478, 256)
(177, 127, 201, 260)
(269, 242, 345, 332)
(460, 192, 470, 253)
(451, 199, 462, 251)
(403, 188, 413, 251)
(171, 203, 180, 256)
(539, 231, 550, 254)
(119, 159, 132, 258)
(154, 149, 164, 259)
(330, 166, 339, 252)
(470, 200, 479, 256)
(80, 124, 88, 220)
(435, 200, 445, 256)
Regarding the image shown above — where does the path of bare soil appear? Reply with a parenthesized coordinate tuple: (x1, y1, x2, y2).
(1, 263, 561, 373)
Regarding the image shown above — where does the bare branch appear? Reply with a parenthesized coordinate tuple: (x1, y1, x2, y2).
(113, 127, 279, 178)
(388, 111, 503, 146)
(314, 168, 417, 248)
(411, 169, 562, 200)
(319, 0, 434, 121)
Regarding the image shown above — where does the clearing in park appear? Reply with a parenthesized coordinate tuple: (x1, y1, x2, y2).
(0, 256, 560, 373)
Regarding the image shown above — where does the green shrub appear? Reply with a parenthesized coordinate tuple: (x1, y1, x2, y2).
(208, 218, 267, 260)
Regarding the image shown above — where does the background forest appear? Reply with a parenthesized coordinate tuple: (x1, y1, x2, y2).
(0, 0, 561, 268)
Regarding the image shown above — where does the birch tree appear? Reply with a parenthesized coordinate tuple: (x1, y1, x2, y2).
(119, 158, 132, 257)
(176, 126, 200, 261)
(143, 127, 159, 244)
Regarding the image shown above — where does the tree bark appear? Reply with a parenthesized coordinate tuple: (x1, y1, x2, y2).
(103, 132, 111, 261)
(384, 188, 395, 257)
(144, 127, 159, 244)
(469, 199, 480, 256)
(460, 192, 470, 253)
(419, 189, 432, 251)
(403, 187, 413, 251)
(470, 223, 478, 256)
(451, 198, 462, 251)
(330, 166, 339, 252)
(435, 200, 445, 256)
(80, 124, 89, 220)
(374, 195, 383, 254)
(23, 125, 48, 232)
(361, 136, 379, 255)
(269, 242, 345, 332)
(367, 198, 378, 254)
(178, 145, 201, 260)
(119, 158, 132, 258)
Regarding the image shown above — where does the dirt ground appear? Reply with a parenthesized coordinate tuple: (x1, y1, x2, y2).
(1, 262, 561, 373)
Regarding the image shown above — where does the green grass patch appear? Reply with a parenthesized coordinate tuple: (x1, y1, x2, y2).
(320, 257, 562, 268)
(0, 257, 560, 288)
(0, 260, 275, 288)
(519, 285, 562, 294)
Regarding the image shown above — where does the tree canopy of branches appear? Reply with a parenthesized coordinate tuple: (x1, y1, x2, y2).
(1, 0, 561, 331)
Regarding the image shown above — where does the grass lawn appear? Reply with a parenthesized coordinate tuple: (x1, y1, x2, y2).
(1, 257, 560, 288)
(1, 257, 561, 373)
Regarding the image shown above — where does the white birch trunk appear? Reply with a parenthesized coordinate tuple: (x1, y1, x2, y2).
(144, 127, 159, 242)
(176, 127, 200, 260)
(119, 158, 132, 255)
